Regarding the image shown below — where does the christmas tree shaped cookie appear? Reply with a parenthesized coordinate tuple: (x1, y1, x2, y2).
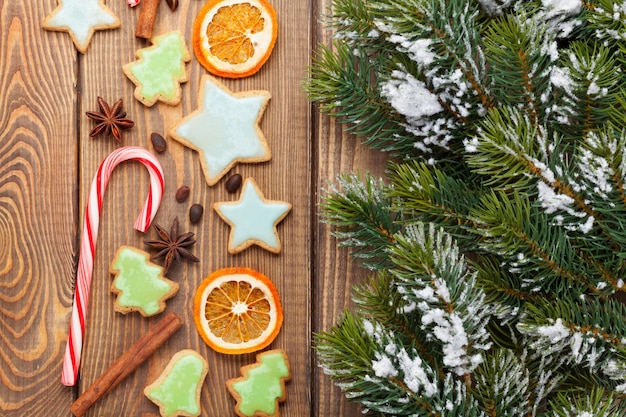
(110, 246, 178, 317)
(123, 31, 191, 106)
(144, 350, 208, 417)
(227, 349, 291, 417)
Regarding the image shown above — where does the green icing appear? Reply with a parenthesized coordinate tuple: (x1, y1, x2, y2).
(127, 31, 188, 101)
(232, 351, 290, 416)
(146, 351, 207, 417)
(111, 247, 175, 316)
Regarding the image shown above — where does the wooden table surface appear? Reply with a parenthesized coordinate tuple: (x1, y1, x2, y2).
(0, 1, 387, 416)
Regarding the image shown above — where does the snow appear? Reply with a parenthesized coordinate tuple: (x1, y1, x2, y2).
(412, 286, 437, 303)
(476, 0, 505, 15)
(464, 137, 480, 153)
(587, 81, 601, 96)
(408, 39, 436, 67)
(579, 216, 594, 234)
(542, 40, 559, 62)
(531, 159, 556, 184)
(362, 319, 375, 337)
(399, 301, 417, 314)
(550, 67, 574, 92)
(397, 349, 438, 397)
(422, 308, 479, 376)
(536, 318, 570, 342)
(372, 354, 398, 378)
(433, 278, 451, 303)
(387, 36, 436, 68)
(616, 383, 626, 394)
(540, 0, 582, 37)
(579, 142, 613, 198)
(542, 0, 582, 17)
(537, 181, 575, 214)
(570, 332, 584, 359)
(381, 71, 443, 120)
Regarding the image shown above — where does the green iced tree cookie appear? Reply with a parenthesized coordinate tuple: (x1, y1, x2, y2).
(110, 246, 178, 316)
(227, 350, 291, 417)
(123, 30, 190, 106)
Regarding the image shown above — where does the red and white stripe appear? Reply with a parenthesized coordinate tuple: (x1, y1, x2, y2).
(61, 146, 164, 386)
(127, 0, 141, 7)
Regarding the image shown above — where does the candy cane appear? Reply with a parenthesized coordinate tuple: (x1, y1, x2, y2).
(61, 146, 164, 386)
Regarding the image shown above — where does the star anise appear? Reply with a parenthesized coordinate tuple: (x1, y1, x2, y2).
(86, 97, 135, 142)
(145, 217, 199, 273)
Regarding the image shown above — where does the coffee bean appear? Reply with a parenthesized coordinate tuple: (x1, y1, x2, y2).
(165, 0, 178, 11)
(189, 204, 204, 224)
(175, 186, 190, 202)
(225, 174, 242, 193)
(151, 132, 166, 153)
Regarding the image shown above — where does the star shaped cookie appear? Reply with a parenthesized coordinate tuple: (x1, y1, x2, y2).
(169, 76, 271, 186)
(43, 0, 120, 54)
(213, 178, 291, 254)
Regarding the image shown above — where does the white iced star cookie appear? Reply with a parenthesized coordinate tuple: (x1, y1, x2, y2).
(42, 0, 120, 54)
(169, 75, 271, 186)
(213, 178, 291, 254)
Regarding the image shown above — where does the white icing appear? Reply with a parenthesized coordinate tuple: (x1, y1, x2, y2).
(173, 77, 270, 184)
(43, 0, 119, 51)
(214, 179, 291, 252)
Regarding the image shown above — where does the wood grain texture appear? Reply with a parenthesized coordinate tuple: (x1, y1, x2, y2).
(0, 0, 77, 415)
(312, 0, 389, 416)
(0, 0, 385, 416)
(75, 1, 312, 416)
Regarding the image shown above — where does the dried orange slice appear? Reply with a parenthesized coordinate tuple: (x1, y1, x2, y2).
(193, 267, 283, 354)
(192, 0, 278, 78)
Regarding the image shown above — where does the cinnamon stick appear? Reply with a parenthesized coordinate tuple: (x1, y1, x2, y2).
(70, 312, 183, 417)
(135, 0, 161, 39)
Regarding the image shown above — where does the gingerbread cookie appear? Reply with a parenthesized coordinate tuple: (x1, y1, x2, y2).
(42, 0, 120, 54)
(227, 349, 291, 417)
(144, 349, 208, 417)
(169, 75, 271, 186)
(213, 178, 291, 254)
(110, 246, 178, 317)
(123, 31, 191, 107)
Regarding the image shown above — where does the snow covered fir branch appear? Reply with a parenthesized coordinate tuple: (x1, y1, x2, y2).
(308, 0, 626, 415)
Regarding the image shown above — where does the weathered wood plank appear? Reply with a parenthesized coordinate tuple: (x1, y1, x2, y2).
(0, 0, 78, 415)
(74, 1, 312, 416)
(312, 0, 389, 415)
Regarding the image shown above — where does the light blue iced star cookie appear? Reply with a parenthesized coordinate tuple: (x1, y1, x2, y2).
(169, 75, 271, 186)
(213, 178, 291, 254)
(42, 0, 120, 54)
